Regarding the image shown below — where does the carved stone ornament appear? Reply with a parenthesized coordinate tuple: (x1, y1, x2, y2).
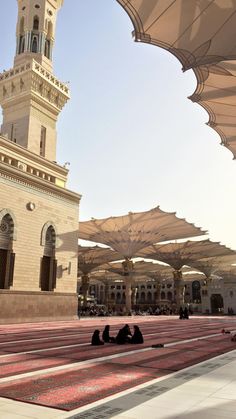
(26, 202, 36, 211)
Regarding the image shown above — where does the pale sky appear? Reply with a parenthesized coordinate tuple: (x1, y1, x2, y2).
(1, 1, 236, 249)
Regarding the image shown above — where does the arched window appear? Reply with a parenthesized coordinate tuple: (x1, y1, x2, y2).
(0, 212, 15, 289)
(33, 16, 39, 30)
(44, 39, 50, 59)
(141, 292, 145, 302)
(19, 36, 25, 54)
(111, 292, 115, 301)
(167, 291, 172, 301)
(147, 291, 152, 302)
(32, 36, 38, 53)
(40, 224, 57, 291)
(161, 291, 165, 300)
(117, 292, 121, 301)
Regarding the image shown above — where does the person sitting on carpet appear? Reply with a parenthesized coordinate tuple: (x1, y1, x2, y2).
(130, 325, 144, 344)
(91, 329, 104, 345)
(102, 325, 116, 343)
(116, 324, 132, 344)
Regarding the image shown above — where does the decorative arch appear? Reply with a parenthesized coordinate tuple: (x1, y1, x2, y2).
(33, 15, 39, 31)
(161, 291, 166, 300)
(41, 221, 58, 247)
(147, 291, 152, 302)
(167, 291, 172, 301)
(140, 291, 145, 302)
(0, 209, 17, 240)
(40, 222, 57, 292)
(31, 36, 38, 53)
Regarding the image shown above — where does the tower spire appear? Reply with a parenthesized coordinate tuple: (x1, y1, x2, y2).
(15, 0, 64, 72)
(0, 0, 69, 161)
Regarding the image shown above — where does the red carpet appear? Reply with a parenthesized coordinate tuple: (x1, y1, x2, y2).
(0, 363, 162, 411)
(0, 355, 72, 378)
(0, 317, 236, 411)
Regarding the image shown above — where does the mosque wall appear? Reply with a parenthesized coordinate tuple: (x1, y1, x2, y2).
(0, 162, 80, 323)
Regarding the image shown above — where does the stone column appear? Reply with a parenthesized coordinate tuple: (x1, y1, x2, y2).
(155, 280, 162, 304)
(201, 277, 212, 314)
(122, 258, 134, 313)
(104, 282, 109, 307)
(125, 278, 132, 313)
(81, 274, 89, 307)
(131, 286, 138, 306)
(173, 270, 184, 309)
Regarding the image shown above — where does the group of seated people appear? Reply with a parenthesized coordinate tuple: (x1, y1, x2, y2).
(91, 324, 144, 345)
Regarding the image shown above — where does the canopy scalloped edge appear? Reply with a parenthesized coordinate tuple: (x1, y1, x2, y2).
(116, 0, 236, 160)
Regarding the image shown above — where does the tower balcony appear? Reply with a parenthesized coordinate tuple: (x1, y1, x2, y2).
(0, 134, 68, 189)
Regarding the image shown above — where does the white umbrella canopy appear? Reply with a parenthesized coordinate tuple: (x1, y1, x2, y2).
(78, 245, 121, 275)
(190, 254, 236, 278)
(117, 0, 236, 71)
(182, 272, 206, 282)
(79, 206, 204, 259)
(190, 60, 236, 159)
(137, 240, 235, 271)
(132, 260, 173, 279)
(117, 1, 236, 159)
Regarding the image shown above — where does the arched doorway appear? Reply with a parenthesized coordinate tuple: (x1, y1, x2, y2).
(0, 213, 15, 289)
(211, 294, 224, 314)
(40, 225, 57, 291)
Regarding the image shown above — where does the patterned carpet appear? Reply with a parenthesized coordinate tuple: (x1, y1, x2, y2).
(0, 317, 236, 410)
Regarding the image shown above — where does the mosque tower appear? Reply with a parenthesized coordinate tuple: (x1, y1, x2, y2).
(0, 0, 70, 161)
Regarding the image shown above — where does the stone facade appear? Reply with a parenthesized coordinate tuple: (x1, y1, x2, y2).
(0, 0, 81, 323)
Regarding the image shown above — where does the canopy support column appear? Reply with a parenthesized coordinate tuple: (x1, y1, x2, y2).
(125, 278, 132, 313)
(155, 280, 162, 304)
(131, 286, 138, 306)
(173, 270, 184, 309)
(122, 258, 134, 314)
(104, 282, 109, 307)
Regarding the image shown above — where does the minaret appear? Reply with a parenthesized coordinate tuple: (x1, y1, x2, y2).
(0, 0, 70, 161)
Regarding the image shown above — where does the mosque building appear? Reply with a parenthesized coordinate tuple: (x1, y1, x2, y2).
(0, 0, 81, 323)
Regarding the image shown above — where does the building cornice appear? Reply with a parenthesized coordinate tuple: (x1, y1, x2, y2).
(0, 162, 81, 205)
(0, 135, 67, 177)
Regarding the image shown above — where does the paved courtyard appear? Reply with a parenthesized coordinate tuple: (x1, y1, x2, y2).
(0, 316, 236, 418)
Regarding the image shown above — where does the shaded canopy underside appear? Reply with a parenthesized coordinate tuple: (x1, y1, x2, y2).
(137, 240, 236, 271)
(79, 206, 204, 258)
(190, 254, 236, 277)
(78, 245, 120, 274)
(117, 0, 236, 158)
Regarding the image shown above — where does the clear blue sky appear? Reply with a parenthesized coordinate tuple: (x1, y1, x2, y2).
(1, 1, 236, 249)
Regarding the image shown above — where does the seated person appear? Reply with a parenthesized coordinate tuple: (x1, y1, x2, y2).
(102, 325, 116, 343)
(91, 329, 104, 346)
(131, 325, 144, 344)
(116, 324, 132, 344)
